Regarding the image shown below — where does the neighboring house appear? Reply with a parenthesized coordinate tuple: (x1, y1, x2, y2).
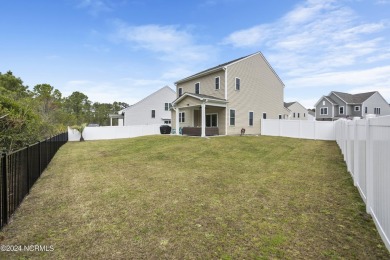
(314, 91, 390, 121)
(307, 109, 316, 121)
(171, 52, 286, 136)
(284, 101, 308, 120)
(110, 86, 176, 126)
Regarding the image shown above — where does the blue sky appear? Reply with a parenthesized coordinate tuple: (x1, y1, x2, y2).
(1, 0, 390, 108)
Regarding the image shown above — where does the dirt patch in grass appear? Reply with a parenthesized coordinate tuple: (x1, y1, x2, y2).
(0, 135, 389, 259)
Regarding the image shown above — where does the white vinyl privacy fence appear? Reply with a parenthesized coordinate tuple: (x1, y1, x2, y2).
(335, 116, 390, 251)
(261, 119, 335, 140)
(68, 124, 162, 141)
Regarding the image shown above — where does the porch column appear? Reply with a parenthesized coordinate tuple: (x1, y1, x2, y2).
(201, 103, 206, 137)
(110, 117, 113, 126)
(175, 107, 180, 135)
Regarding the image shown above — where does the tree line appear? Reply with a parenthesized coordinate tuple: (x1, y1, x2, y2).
(0, 71, 129, 152)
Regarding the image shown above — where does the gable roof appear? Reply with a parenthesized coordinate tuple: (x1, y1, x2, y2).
(121, 86, 175, 113)
(332, 91, 376, 104)
(172, 92, 227, 105)
(314, 95, 338, 107)
(174, 52, 284, 86)
(284, 102, 295, 108)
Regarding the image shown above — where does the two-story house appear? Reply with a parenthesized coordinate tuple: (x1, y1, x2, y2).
(284, 101, 309, 120)
(314, 91, 390, 121)
(110, 86, 176, 126)
(170, 52, 286, 136)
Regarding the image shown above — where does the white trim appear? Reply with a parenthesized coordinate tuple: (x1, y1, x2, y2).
(248, 111, 254, 126)
(215, 76, 220, 90)
(339, 106, 345, 115)
(229, 109, 236, 126)
(320, 107, 328, 115)
(235, 77, 241, 91)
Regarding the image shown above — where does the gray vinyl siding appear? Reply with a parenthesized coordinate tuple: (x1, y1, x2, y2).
(226, 54, 285, 135)
(362, 92, 390, 116)
(315, 98, 333, 120)
(351, 105, 362, 117)
(329, 93, 347, 117)
(176, 70, 226, 99)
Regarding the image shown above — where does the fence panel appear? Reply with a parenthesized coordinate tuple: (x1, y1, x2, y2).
(68, 124, 162, 141)
(335, 116, 390, 251)
(0, 132, 68, 230)
(261, 119, 335, 140)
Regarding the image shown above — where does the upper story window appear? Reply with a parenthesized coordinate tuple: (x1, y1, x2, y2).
(195, 82, 200, 94)
(178, 87, 183, 97)
(354, 106, 360, 111)
(215, 77, 220, 90)
(151, 110, 156, 118)
(374, 107, 381, 115)
(235, 77, 240, 90)
(164, 103, 172, 111)
(339, 106, 344, 114)
(320, 107, 328, 115)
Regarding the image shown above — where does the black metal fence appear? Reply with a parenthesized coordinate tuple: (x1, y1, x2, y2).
(0, 132, 68, 230)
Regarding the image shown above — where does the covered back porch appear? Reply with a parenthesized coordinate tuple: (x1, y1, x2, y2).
(171, 93, 227, 137)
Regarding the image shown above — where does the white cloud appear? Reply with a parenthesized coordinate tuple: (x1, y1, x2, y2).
(113, 22, 216, 63)
(76, 0, 112, 15)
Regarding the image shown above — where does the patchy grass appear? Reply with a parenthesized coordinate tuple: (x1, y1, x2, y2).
(0, 135, 389, 259)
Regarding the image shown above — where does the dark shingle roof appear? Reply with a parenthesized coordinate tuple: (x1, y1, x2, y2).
(333, 91, 376, 104)
(284, 102, 295, 108)
(175, 53, 256, 84)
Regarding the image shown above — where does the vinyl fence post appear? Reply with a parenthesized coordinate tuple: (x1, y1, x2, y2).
(2, 153, 8, 226)
(365, 118, 373, 214)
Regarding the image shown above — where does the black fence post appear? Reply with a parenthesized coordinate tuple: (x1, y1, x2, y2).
(1, 153, 8, 227)
(26, 145, 30, 194)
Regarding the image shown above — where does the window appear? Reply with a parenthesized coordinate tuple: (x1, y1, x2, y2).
(206, 114, 218, 127)
(279, 114, 282, 119)
(215, 77, 220, 90)
(229, 109, 235, 126)
(354, 106, 360, 111)
(374, 107, 381, 115)
(249, 111, 254, 126)
(164, 120, 171, 124)
(195, 82, 200, 94)
(293, 112, 295, 118)
(262, 113, 267, 119)
(304, 113, 306, 117)
(365, 107, 368, 113)
(164, 103, 172, 111)
(178, 87, 183, 97)
(235, 77, 240, 90)
(298, 113, 300, 118)
(339, 106, 344, 114)
(151, 110, 155, 118)
(179, 112, 185, 123)
(320, 107, 328, 115)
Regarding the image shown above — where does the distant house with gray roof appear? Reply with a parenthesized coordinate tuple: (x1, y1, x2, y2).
(284, 101, 308, 120)
(314, 91, 390, 121)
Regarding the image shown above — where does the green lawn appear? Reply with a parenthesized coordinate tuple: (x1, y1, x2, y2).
(0, 135, 389, 259)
